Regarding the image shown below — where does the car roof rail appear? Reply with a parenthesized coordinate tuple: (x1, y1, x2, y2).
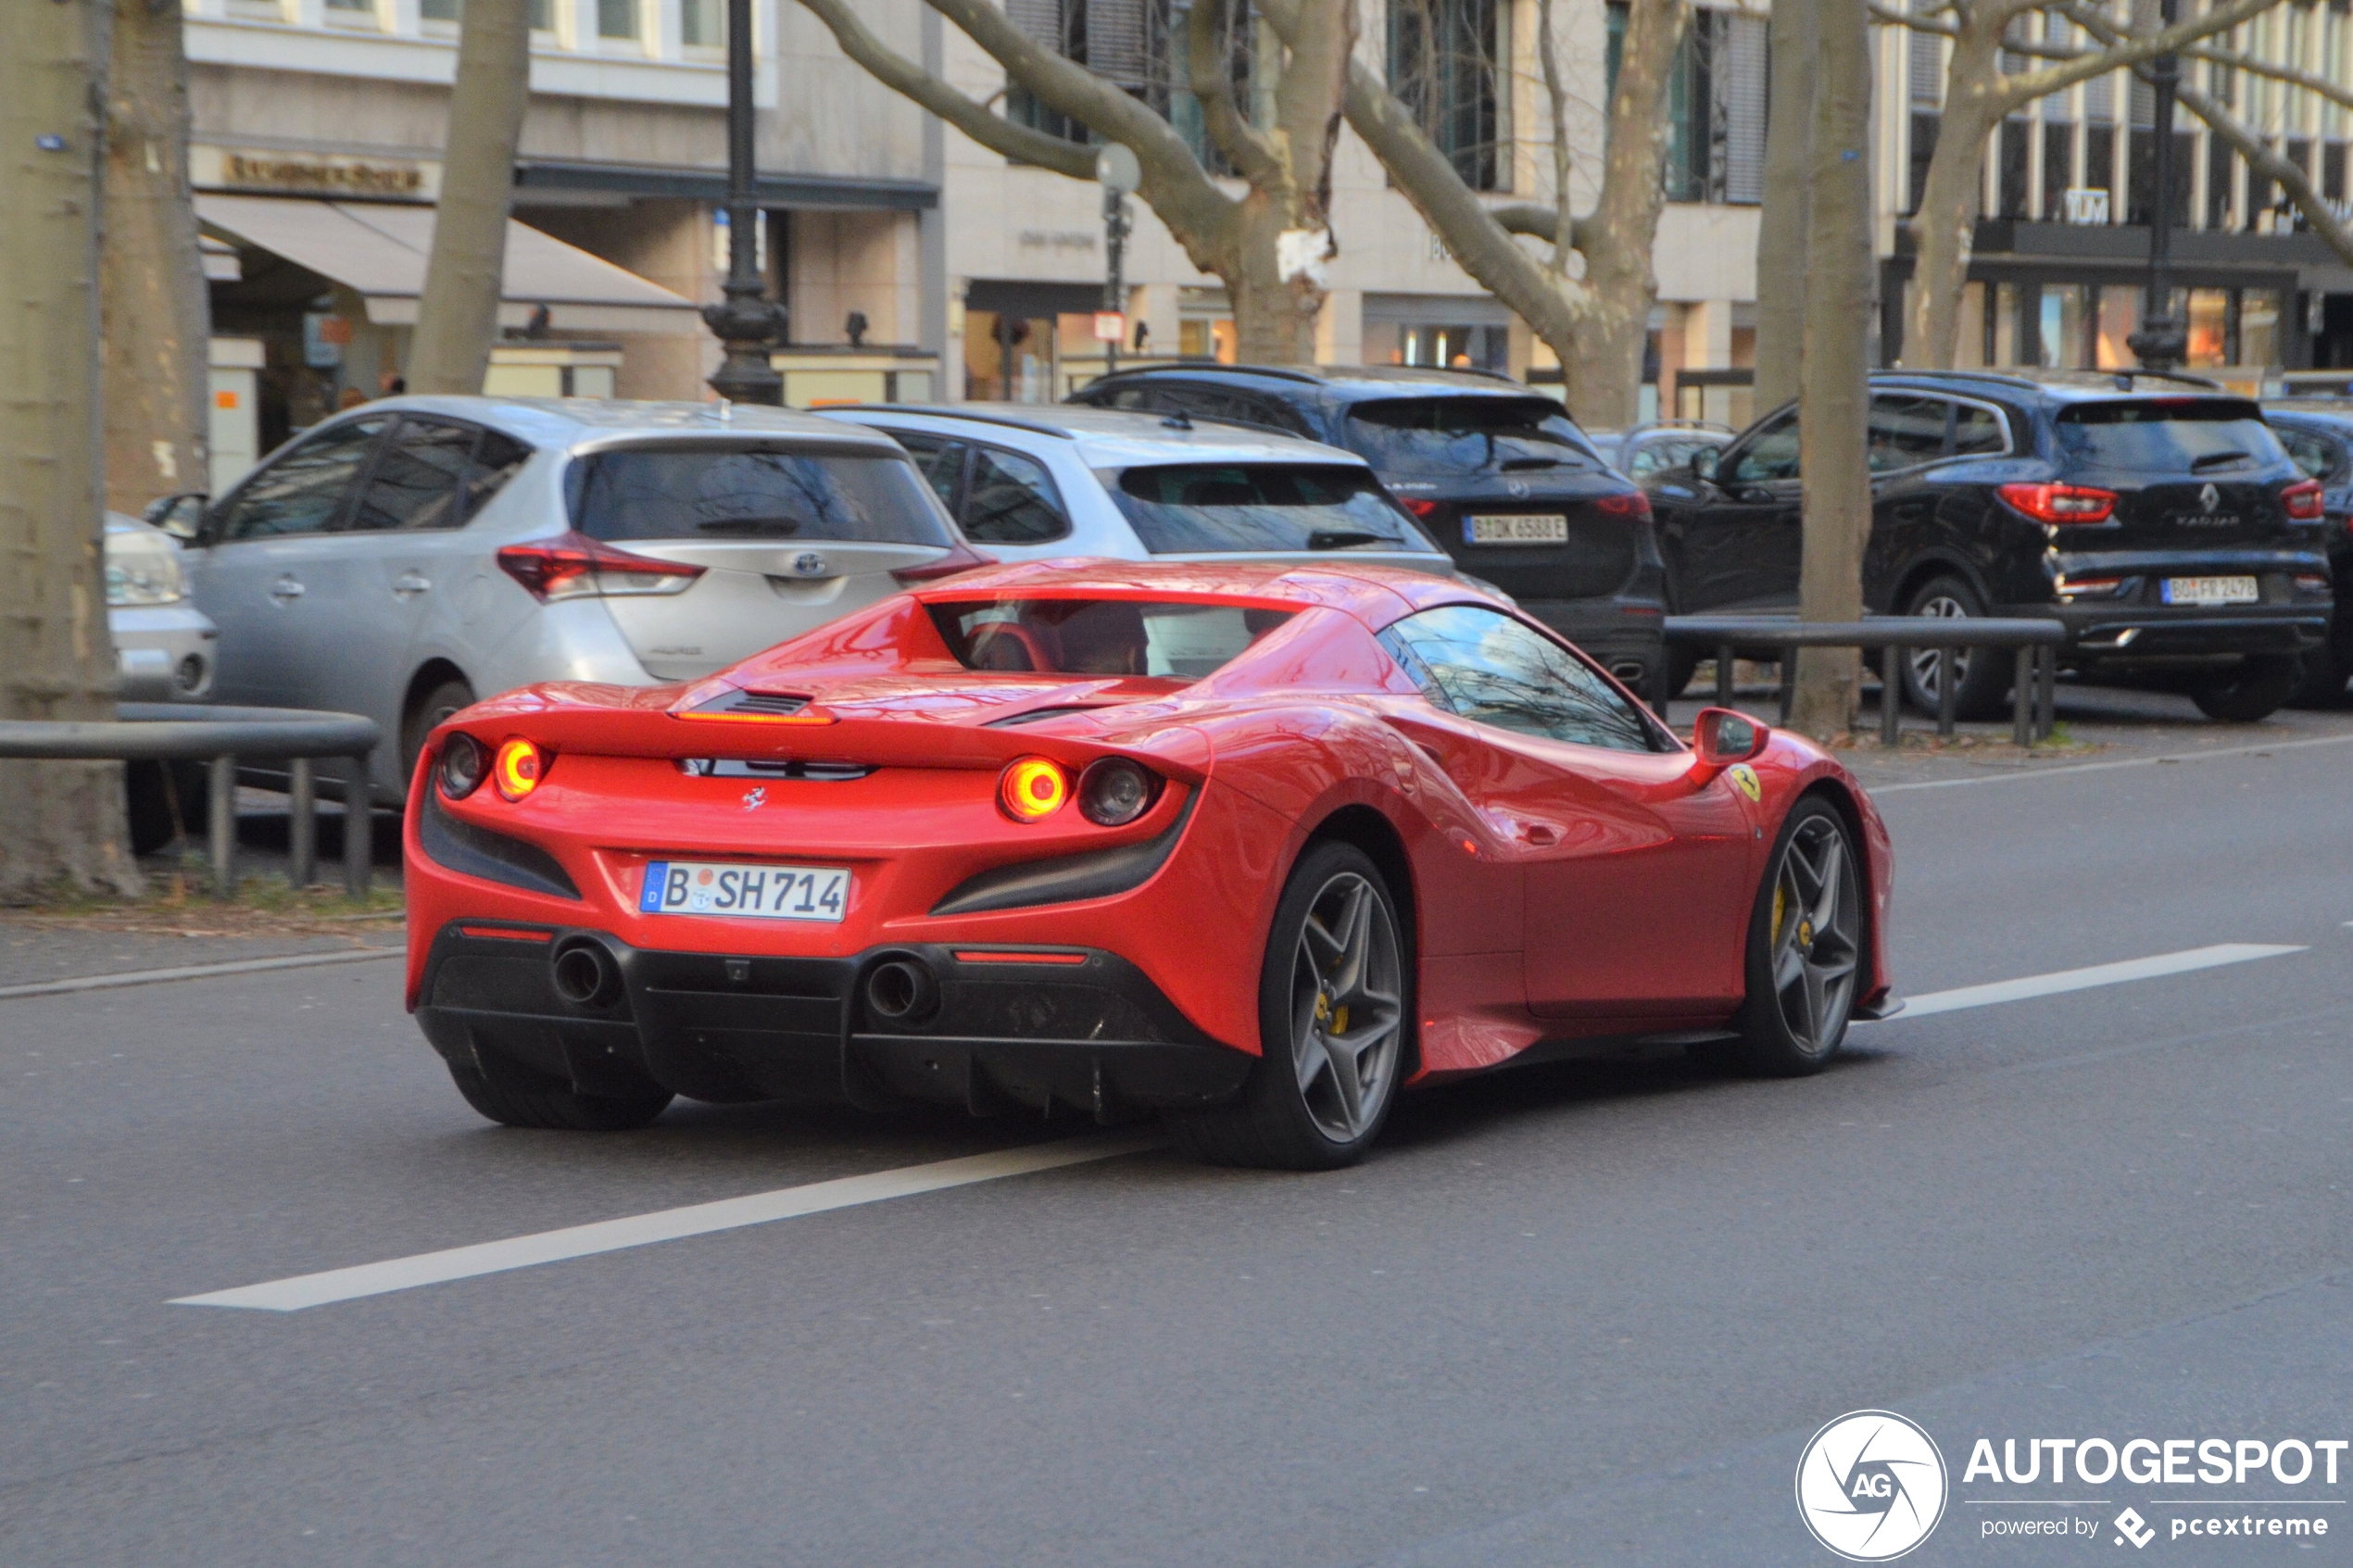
(2097, 368, 2224, 390)
(1873, 369, 2040, 390)
(826, 404, 1077, 439)
(1623, 418, 1735, 436)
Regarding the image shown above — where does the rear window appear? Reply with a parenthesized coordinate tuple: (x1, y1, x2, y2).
(1344, 396, 1601, 477)
(2053, 400, 2287, 472)
(1107, 463, 1434, 555)
(566, 444, 953, 545)
(927, 596, 1295, 680)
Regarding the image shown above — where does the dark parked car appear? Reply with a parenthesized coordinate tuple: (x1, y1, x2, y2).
(2259, 400, 2353, 706)
(1587, 420, 1736, 482)
(1645, 370, 2334, 721)
(1069, 364, 1667, 689)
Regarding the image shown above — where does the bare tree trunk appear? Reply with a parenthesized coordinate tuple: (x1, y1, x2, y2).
(410, 0, 532, 395)
(1752, 0, 1815, 411)
(1793, 0, 1875, 739)
(1, 0, 143, 897)
(101, 0, 208, 517)
(1904, 19, 2000, 370)
(1564, 0, 1688, 426)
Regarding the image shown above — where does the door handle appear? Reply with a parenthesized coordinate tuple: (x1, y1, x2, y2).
(269, 575, 305, 603)
(393, 571, 432, 597)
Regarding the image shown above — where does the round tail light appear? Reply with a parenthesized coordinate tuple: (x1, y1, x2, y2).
(439, 733, 486, 799)
(493, 738, 546, 801)
(1078, 758, 1158, 826)
(999, 757, 1070, 822)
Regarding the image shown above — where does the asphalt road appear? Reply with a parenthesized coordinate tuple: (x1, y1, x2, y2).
(6, 728, 2352, 1565)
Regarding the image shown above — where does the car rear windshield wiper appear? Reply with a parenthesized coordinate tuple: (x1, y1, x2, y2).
(693, 514, 808, 534)
(2188, 450, 2253, 472)
(1500, 457, 1564, 471)
(1306, 529, 1390, 550)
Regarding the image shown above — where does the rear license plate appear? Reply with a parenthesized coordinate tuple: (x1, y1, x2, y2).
(2160, 575, 2259, 606)
(1466, 514, 1569, 545)
(639, 860, 848, 922)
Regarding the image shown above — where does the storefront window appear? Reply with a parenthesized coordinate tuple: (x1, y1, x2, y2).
(2240, 290, 2283, 369)
(2095, 285, 2140, 369)
(963, 311, 1056, 403)
(1178, 320, 1238, 362)
(2185, 289, 2230, 366)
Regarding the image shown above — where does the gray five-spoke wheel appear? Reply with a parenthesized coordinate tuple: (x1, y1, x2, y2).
(1288, 871, 1404, 1144)
(1767, 812, 1861, 1056)
(1907, 594, 1972, 703)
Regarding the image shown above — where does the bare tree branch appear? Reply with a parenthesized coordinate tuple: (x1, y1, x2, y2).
(1187, 0, 1281, 186)
(1981, 0, 2280, 114)
(790, 0, 1092, 179)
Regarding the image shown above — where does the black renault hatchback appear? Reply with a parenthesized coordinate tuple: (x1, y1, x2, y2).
(1645, 370, 2333, 721)
(1070, 365, 1667, 689)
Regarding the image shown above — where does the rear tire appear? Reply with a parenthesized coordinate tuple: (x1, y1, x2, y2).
(1898, 575, 2009, 721)
(1662, 644, 1702, 700)
(2189, 653, 2300, 721)
(447, 1060, 673, 1131)
(403, 676, 476, 784)
(2289, 641, 2351, 709)
(1165, 842, 1409, 1170)
(1723, 798, 1862, 1077)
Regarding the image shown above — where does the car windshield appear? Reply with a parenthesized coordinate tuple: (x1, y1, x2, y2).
(927, 596, 1296, 680)
(2052, 400, 2285, 472)
(1344, 397, 1601, 477)
(1106, 463, 1435, 555)
(566, 444, 953, 545)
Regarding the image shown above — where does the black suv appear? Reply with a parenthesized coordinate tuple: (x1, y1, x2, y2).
(1069, 365, 1667, 688)
(1644, 370, 2334, 721)
(2257, 400, 2353, 706)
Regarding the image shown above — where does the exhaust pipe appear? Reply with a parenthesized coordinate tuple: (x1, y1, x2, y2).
(863, 956, 940, 1026)
(550, 937, 620, 1007)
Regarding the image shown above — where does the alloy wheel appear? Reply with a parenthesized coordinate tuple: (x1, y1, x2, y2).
(1767, 814, 1861, 1055)
(1288, 872, 1404, 1144)
(1907, 595, 1972, 704)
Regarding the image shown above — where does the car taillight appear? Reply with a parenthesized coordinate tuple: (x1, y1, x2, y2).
(1077, 758, 1159, 826)
(891, 540, 998, 585)
(998, 757, 1070, 822)
(1398, 497, 1443, 521)
(2054, 573, 2126, 599)
(438, 733, 486, 799)
(1997, 482, 2117, 524)
(493, 738, 547, 801)
(1595, 490, 1653, 523)
(496, 531, 705, 602)
(2283, 478, 2326, 521)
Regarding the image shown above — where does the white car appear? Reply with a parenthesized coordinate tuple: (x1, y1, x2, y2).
(817, 403, 1460, 579)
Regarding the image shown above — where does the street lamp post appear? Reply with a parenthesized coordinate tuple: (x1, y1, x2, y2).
(703, 0, 786, 404)
(1097, 144, 1139, 379)
(2128, 0, 2190, 372)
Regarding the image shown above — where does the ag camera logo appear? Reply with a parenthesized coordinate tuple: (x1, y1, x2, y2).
(1796, 1410, 1949, 1561)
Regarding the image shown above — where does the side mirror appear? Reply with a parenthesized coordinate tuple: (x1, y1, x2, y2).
(144, 492, 208, 541)
(1690, 446, 1720, 483)
(1692, 707, 1768, 767)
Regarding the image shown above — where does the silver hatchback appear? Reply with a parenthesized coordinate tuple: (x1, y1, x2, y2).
(182, 397, 979, 801)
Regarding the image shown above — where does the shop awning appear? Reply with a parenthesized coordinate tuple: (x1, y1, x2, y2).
(195, 194, 698, 334)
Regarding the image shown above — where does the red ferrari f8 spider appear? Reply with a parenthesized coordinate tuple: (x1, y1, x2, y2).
(406, 559, 1896, 1168)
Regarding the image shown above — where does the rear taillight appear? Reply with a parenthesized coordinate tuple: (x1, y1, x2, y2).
(891, 540, 998, 585)
(1998, 482, 2118, 524)
(1595, 490, 1653, 523)
(2054, 573, 2126, 599)
(2283, 478, 2326, 521)
(438, 733, 486, 799)
(1399, 497, 1443, 521)
(493, 737, 547, 801)
(999, 757, 1071, 822)
(496, 531, 704, 602)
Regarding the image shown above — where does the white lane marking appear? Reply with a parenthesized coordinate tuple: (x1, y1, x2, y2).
(0, 947, 400, 1000)
(172, 1131, 1159, 1312)
(1892, 943, 2305, 1020)
(1872, 731, 2353, 794)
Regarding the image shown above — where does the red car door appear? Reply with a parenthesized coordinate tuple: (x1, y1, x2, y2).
(1378, 605, 1757, 1023)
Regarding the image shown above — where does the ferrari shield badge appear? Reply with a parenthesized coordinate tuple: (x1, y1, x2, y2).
(1728, 763, 1761, 803)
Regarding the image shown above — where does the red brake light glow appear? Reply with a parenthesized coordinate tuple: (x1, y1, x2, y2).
(496, 531, 705, 602)
(1595, 491, 1653, 522)
(999, 757, 1070, 822)
(1398, 497, 1443, 521)
(1998, 482, 2117, 524)
(2283, 478, 2326, 521)
(493, 738, 546, 801)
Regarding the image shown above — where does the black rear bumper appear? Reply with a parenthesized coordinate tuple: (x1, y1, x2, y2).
(413, 922, 1252, 1120)
(1994, 601, 2328, 661)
